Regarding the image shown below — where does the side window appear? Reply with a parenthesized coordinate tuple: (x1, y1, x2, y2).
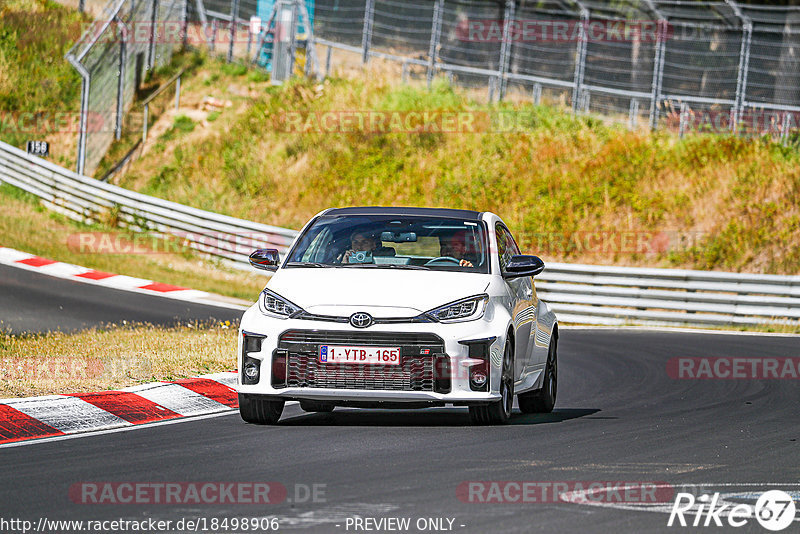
(507, 229, 521, 256)
(495, 223, 516, 272)
(495, 223, 506, 271)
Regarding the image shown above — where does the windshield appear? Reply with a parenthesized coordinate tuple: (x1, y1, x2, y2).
(285, 214, 489, 273)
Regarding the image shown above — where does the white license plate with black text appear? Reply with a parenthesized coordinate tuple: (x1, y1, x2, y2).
(318, 345, 401, 365)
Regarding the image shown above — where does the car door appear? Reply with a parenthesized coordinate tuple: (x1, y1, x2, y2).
(495, 223, 534, 383)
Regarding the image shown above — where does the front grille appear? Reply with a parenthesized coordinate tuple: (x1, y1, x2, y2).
(286, 354, 434, 391)
(280, 330, 443, 346)
(277, 330, 448, 392)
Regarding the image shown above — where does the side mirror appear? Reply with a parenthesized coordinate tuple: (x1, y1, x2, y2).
(503, 255, 545, 279)
(249, 248, 280, 271)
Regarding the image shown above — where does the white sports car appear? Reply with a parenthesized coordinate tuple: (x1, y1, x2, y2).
(237, 207, 558, 425)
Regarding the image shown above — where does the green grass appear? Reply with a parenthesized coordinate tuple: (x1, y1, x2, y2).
(114, 72, 800, 274)
(0, 0, 89, 168)
(0, 183, 265, 301)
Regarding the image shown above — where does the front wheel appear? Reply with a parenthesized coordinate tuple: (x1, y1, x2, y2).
(239, 393, 284, 424)
(469, 340, 514, 425)
(518, 336, 557, 414)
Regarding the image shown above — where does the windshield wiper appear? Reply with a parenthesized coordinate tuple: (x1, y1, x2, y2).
(285, 262, 332, 268)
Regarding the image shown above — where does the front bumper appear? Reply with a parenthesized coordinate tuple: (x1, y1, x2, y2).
(237, 304, 507, 404)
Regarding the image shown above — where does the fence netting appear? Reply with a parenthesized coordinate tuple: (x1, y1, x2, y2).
(68, 0, 800, 175)
(67, 0, 186, 176)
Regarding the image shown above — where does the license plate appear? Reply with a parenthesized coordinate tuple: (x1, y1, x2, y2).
(319, 345, 401, 365)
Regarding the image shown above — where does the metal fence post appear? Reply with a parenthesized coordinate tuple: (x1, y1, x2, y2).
(361, 0, 375, 64)
(726, 0, 751, 134)
(733, 23, 752, 134)
(78, 0, 84, 13)
(228, 0, 240, 63)
(648, 19, 667, 130)
(497, 0, 515, 100)
(175, 75, 181, 110)
(679, 102, 688, 137)
(780, 112, 790, 145)
(143, 104, 149, 144)
(629, 99, 639, 130)
(532, 83, 542, 105)
(287, 0, 299, 76)
(66, 55, 90, 176)
(115, 18, 127, 141)
(148, 0, 159, 71)
(426, 0, 444, 87)
(182, 0, 189, 48)
(325, 46, 333, 77)
(571, 7, 588, 112)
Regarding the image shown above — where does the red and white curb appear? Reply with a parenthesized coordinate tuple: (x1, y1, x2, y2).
(0, 246, 249, 310)
(0, 372, 240, 445)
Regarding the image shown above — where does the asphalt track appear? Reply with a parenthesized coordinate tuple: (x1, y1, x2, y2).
(0, 263, 242, 333)
(2, 325, 799, 533)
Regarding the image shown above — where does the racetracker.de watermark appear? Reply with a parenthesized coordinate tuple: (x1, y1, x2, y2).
(0, 111, 106, 134)
(517, 230, 706, 256)
(457, 481, 675, 504)
(455, 19, 672, 43)
(0, 357, 149, 382)
(665, 109, 800, 135)
(69, 482, 326, 505)
(75, 21, 273, 46)
(667, 357, 800, 380)
(275, 110, 537, 134)
(66, 231, 290, 255)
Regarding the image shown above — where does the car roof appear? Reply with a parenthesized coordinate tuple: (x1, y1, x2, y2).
(323, 206, 484, 220)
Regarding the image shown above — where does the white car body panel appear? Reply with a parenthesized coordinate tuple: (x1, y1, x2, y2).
(237, 209, 558, 406)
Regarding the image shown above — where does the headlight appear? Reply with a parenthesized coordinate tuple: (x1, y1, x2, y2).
(425, 294, 489, 323)
(259, 289, 303, 318)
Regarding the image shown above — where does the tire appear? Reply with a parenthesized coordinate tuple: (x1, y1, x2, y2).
(300, 400, 335, 413)
(469, 340, 514, 425)
(238, 393, 284, 424)
(518, 336, 557, 414)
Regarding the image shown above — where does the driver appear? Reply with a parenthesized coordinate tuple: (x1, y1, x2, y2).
(440, 231, 474, 267)
(341, 230, 396, 263)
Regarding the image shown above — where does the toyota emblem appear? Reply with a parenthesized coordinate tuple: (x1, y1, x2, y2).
(350, 312, 373, 328)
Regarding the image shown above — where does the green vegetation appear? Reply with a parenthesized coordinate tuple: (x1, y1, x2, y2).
(0, 1, 797, 275)
(116, 72, 800, 274)
(0, 183, 265, 300)
(0, 0, 89, 168)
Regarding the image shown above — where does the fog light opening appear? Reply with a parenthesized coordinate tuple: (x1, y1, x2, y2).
(244, 362, 259, 380)
(470, 370, 488, 388)
(242, 356, 262, 385)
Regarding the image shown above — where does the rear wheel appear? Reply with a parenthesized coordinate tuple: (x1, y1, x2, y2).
(238, 393, 284, 424)
(518, 336, 557, 414)
(469, 340, 514, 425)
(300, 400, 335, 413)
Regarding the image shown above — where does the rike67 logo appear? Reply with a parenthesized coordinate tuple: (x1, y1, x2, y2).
(668, 490, 797, 531)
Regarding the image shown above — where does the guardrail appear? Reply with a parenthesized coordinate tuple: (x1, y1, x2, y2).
(1, 139, 797, 328)
(538, 263, 800, 327)
(0, 141, 297, 264)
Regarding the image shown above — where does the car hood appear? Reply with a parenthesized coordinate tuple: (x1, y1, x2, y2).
(266, 268, 491, 316)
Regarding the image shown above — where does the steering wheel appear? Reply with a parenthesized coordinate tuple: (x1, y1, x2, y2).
(424, 256, 462, 266)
